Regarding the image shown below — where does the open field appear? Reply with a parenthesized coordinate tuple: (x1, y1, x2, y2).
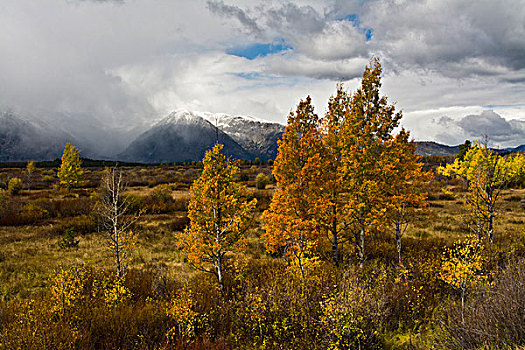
(0, 163, 524, 349)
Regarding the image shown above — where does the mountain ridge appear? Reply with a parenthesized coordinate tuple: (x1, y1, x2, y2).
(118, 110, 253, 163)
(0, 110, 523, 162)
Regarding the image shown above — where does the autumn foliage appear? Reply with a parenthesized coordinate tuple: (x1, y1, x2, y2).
(177, 144, 256, 292)
(264, 96, 324, 277)
(2, 59, 525, 350)
(265, 58, 433, 268)
(439, 141, 525, 242)
(58, 142, 83, 191)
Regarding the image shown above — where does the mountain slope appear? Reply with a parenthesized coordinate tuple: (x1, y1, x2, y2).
(415, 141, 460, 157)
(0, 111, 71, 161)
(119, 110, 251, 163)
(200, 112, 283, 160)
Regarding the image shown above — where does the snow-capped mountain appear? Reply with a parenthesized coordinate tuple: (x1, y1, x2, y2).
(118, 110, 284, 162)
(8, 107, 521, 164)
(119, 110, 252, 163)
(0, 109, 284, 163)
(199, 112, 283, 160)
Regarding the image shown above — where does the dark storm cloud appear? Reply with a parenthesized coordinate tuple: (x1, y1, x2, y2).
(457, 110, 525, 143)
(434, 111, 525, 146)
(365, 0, 525, 77)
(207, 1, 263, 36)
(208, 1, 525, 81)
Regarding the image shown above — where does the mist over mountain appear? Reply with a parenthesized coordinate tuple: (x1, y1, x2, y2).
(0, 111, 70, 161)
(2, 109, 524, 163)
(47, 112, 139, 160)
(0, 109, 284, 162)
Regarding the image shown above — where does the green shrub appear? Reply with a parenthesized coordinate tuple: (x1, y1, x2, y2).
(142, 184, 181, 214)
(42, 175, 54, 183)
(120, 193, 144, 214)
(151, 184, 173, 202)
(0, 173, 10, 189)
(0, 189, 8, 211)
(20, 202, 49, 223)
(7, 178, 22, 195)
(57, 227, 80, 249)
(255, 173, 270, 190)
(318, 271, 386, 349)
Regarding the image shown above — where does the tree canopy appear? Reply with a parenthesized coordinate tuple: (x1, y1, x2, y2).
(265, 58, 432, 268)
(439, 142, 525, 243)
(178, 144, 257, 292)
(58, 142, 83, 191)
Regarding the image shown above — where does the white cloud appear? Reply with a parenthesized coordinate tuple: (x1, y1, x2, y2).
(112, 50, 337, 122)
(403, 107, 525, 147)
(262, 53, 369, 80)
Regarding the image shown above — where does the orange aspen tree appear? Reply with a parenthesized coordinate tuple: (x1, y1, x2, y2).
(340, 58, 402, 267)
(178, 144, 256, 292)
(264, 97, 324, 278)
(384, 129, 433, 265)
(316, 85, 351, 267)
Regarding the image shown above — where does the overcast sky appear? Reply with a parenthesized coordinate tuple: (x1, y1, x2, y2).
(1, 0, 524, 147)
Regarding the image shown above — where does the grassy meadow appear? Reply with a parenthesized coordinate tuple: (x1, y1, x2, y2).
(0, 160, 524, 349)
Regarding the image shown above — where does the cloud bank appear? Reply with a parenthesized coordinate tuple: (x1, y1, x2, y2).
(432, 110, 525, 147)
(0, 0, 524, 150)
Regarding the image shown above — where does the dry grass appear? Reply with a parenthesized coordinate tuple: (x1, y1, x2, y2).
(0, 166, 524, 302)
(1, 165, 525, 349)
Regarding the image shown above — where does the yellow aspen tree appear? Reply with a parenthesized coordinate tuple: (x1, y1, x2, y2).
(178, 144, 256, 293)
(25, 160, 35, 191)
(514, 153, 525, 186)
(166, 286, 199, 340)
(50, 264, 88, 317)
(440, 235, 487, 323)
(439, 142, 525, 243)
(57, 142, 83, 191)
(339, 57, 402, 267)
(264, 97, 324, 278)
